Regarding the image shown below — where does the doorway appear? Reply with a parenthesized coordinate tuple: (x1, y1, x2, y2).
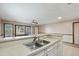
(73, 22, 79, 44)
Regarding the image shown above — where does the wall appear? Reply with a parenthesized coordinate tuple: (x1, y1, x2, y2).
(39, 21, 73, 34)
(0, 19, 35, 38)
(39, 20, 79, 43)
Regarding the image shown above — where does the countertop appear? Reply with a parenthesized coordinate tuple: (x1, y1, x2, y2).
(0, 34, 50, 43)
(0, 34, 62, 56)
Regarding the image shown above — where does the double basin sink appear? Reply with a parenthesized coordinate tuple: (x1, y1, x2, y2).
(23, 40, 50, 51)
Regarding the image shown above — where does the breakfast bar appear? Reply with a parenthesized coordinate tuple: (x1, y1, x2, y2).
(0, 34, 63, 56)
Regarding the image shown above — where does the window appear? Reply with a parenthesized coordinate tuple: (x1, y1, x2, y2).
(15, 25, 26, 36)
(15, 25, 32, 36)
(25, 26, 31, 35)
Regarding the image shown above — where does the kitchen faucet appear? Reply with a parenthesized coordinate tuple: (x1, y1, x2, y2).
(33, 36, 40, 43)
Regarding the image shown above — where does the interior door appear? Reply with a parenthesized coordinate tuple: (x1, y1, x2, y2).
(74, 22, 79, 44)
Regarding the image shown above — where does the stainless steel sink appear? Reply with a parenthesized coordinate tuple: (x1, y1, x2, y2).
(23, 40, 50, 51)
(23, 42, 43, 50)
(38, 40, 50, 45)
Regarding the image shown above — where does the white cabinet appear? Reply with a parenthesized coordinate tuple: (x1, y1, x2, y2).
(32, 40, 63, 56)
(46, 43, 58, 56)
(46, 40, 63, 56)
(57, 40, 63, 56)
(34, 51, 45, 56)
(31, 50, 45, 56)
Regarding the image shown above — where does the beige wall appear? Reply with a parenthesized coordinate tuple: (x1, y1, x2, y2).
(39, 20, 79, 34)
(0, 19, 35, 37)
(39, 21, 73, 34)
(39, 20, 79, 43)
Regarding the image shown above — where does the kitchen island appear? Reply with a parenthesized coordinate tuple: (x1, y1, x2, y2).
(0, 34, 63, 56)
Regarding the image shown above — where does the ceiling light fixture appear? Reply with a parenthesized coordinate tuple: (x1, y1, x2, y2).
(32, 17, 39, 25)
(58, 17, 62, 19)
(32, 19, 38, 24)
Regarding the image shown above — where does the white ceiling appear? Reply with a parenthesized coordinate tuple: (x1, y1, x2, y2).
(0, 3, 79, 24)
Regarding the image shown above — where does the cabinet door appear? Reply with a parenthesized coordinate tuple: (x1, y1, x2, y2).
(46, 48, 57, 56)
(46, 43, 58, 56)
(57, 41, 63, 56)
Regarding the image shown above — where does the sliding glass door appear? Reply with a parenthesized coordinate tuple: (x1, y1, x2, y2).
(4, 24, 32, 37)
(4, 23, 13, 37)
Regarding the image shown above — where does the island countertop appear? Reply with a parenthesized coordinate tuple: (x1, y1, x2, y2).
(0, 34, 62, 56)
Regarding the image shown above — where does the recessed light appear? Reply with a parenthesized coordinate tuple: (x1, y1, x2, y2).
(58, 17, 62, 19)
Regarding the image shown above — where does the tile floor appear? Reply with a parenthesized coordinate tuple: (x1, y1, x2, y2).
(63, 42, 79, 56)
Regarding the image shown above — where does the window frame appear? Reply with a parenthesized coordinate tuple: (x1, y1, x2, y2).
(15, 25, 31, 36)
(4, 23, 13, 37)
(15, 25, 26, 36)
(25, 26, 31, 35)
